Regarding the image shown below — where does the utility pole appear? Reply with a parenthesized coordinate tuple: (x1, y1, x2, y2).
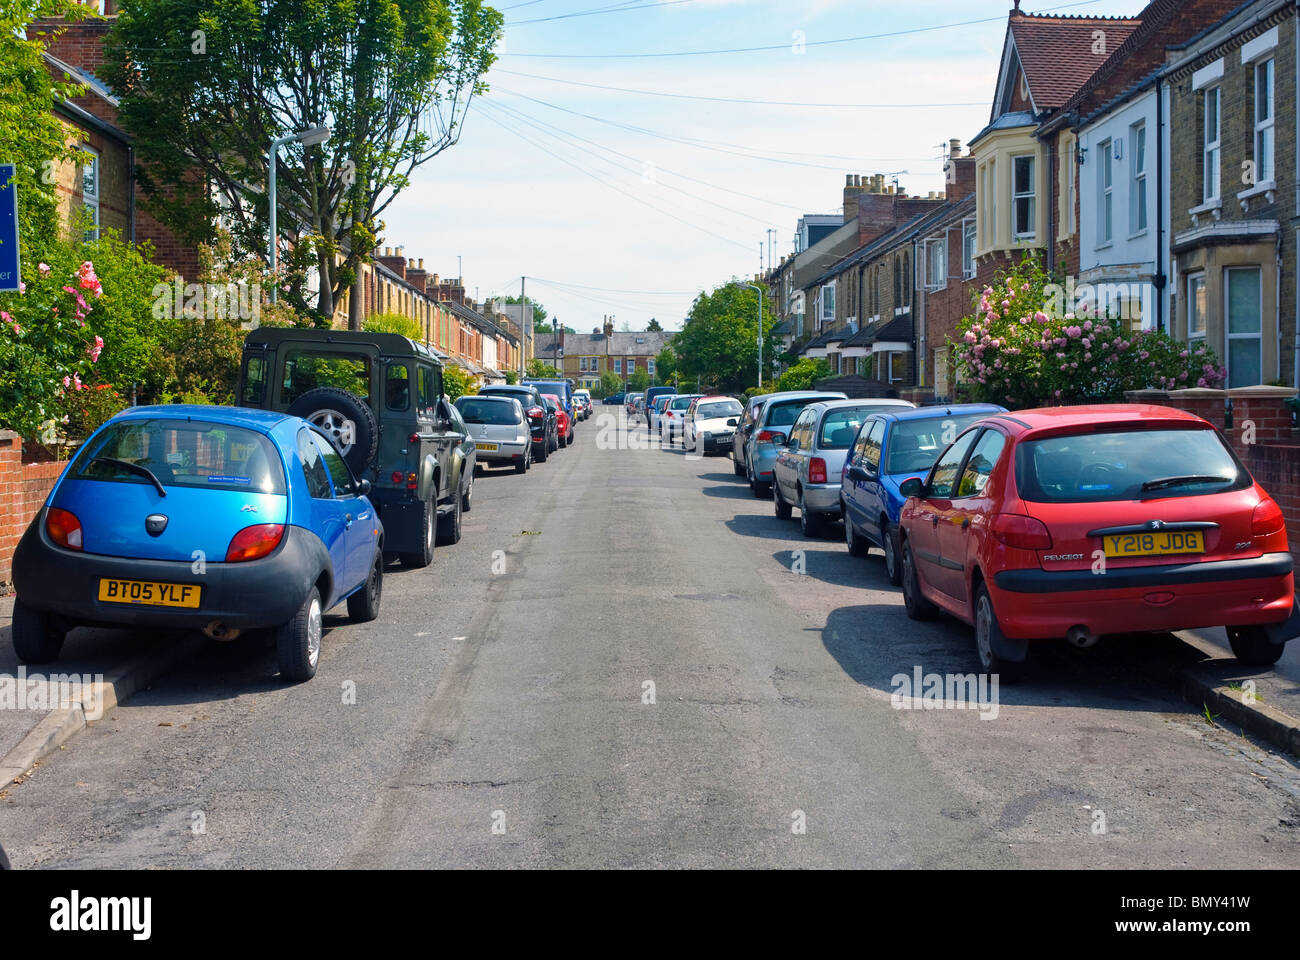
(519, 276, 527, 380)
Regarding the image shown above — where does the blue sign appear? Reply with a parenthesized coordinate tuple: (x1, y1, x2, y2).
(0, 164, 19, 293)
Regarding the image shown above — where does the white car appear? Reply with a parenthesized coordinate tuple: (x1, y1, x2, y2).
(573, 389, 592, 420)
(454, 395, 533, 473)
(684, 396, 744, 455)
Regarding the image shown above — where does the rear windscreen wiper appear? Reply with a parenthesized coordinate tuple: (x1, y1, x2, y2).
(1140, 475, 1230, 492)
(90, 457, 167, 497)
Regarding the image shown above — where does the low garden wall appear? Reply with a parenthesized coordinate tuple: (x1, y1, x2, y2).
(0, 431, 66, 589)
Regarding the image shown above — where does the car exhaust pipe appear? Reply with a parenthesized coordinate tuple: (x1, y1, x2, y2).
(203, 621, 242, 642)
(1065, 625, 1099, 649)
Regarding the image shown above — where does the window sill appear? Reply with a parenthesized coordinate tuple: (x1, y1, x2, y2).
(1237, 179, 1275, 200)
(1188, 199, 1222, 226)
(1127, 229, 1149, 241)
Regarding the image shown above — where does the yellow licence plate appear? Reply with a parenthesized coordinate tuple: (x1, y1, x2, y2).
(476, 443, 499, 451)
(98, 579, 201, 608)
(1103, 531, 1204, 558)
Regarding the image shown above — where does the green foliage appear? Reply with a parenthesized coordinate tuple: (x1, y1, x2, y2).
(646, 318, 663, 332)
(526, 358, 561, 379)
(103, 0, 502, 325)
(627, 368, 649, 392)
(654, 345, 678, 384)
(777, 357, 832, 392)
(502, 369, 518, 384)
(501, 295, 548, 327)
(675, 282, 778, 395)
(952, 255, 1226, 408)
(364, 312, 425, 343)
(443, 364, 475, 401)
(598, 370, 622, 397)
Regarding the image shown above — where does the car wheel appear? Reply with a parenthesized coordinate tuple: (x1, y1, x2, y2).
(461, 471, 473, 513)
(565, 431, 574, 447)
(901, 538, 937, 621)
(277, 586, 323, 682)
(287, 387, 379, 476)
(773, 482, 792, 520)
(399, 498, 436, 568)
(799, 490, 824, 537)
(845, 506, 869, 557)
(748, 461, 770, 499)
(516, 451, 529, 474)
(535, 439, 548, 463)
(347, 551, 383, 622)
(882, 519, 902, 586)
(437, 488, 463, 545)
(1226, 624, 1285, 666)
(12, 599, 66, 663)
(733, 456, 745, 476)
(974, 583, 1025, 682)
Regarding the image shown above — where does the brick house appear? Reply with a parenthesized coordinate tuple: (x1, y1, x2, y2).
(1164, 0, 1297, 388)
(534, 318, 675, 390)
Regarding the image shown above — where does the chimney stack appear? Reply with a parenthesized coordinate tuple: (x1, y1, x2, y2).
(603, 317, 614, 338)
(949, 138, 962, 159)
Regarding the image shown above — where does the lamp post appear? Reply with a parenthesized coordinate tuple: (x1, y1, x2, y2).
(268, 125, 331, 304)
(553, 318, 559, 373)
(741, 281, 764, 392)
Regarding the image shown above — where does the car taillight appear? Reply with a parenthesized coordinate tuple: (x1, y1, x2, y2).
(46, 507, 83, 551)
(527, 407, 543, 419)
(1252, 497, 1286, 544)
(809, 457, 827, 484)
(391, 470, 404, 484)
(757, 430, 778, 443)
(225, 523, 284, 562)
(992, 513, 1053, 550)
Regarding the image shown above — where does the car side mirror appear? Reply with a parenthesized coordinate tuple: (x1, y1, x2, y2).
(848, 465, 872, 483)
(356, 478, 372, 497)
(899, 476, 925, 498)
(726, 418, 738, 426)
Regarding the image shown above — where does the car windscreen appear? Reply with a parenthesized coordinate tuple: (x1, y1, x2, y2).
(281, 349, 371, 407)
(818, 408, 875, 449)
(669, 397, 695, 410)
(1015, 426, 1247, 502)
(763, 398, 818, 427)
(456, 398, 520, 425)
(696, 401, 742, 419)
(885, 413, 993, 474)
(70, 419, 286, 494)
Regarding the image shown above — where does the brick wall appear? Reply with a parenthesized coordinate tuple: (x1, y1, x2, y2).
(0, 433, 67, 589)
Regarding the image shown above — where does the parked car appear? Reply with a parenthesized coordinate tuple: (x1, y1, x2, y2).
(897, 404, 1300, 679)
(772, 398, 915, 537)
(731, 393, 772, 474)
(740, 391, 848, 497)
(625, 393, 644, 418)
(684, 396, 745, 454)
(572, 390, 592, 420)
(541, 396, 564, 453)
(525, 378, 575, 426)
(645, 385, 677, 428)
(10, 405, 384, 682)
(842, 404, 1006, 583)
(661, 394, 703, 444)
(604, 392, 625, 406)
(455, 395, 532, 474)
(649, 394, 673, 432)
(237, 327, 468, 569)
(479, 384, 558, 464)
(543, 393, 573, 447)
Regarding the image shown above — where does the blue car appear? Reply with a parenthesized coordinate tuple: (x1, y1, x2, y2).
(11, 405, 385, 682)
(840, 404, 1006, 585)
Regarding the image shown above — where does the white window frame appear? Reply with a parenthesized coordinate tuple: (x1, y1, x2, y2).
(1098, 138, 1113, 245)
(1224, 267, 1263, 388)
(1130, 121, 1147, 235)
(922, 236, 947, 292)
(80, 147, 100, 242)
(1011, 154, 1036, 240)
(1254, 58, 1274, 185)
(820, 282, 836, 327)
(647, 358, 655, 376)
(613, 358, 622, 375)
(1186, 272, 1206, 339)
(961, 217, 976, 279)
(1203, 86, 1221, 203)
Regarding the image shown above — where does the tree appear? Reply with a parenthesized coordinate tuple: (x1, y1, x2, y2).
(526, 358, 560, 379)
(103, 0, 502, 327)
(502, 369, 518, 384)
(654, 345, 678, 385)
(363, 312, 424, 342)
(777, 357, 832, 392)
(598, 370, 622, 397)
(675, 282, 779, 395)
(501, 295, 548, 328)
(627, 368, 649, 392)
(442, 364, 475, 401)
(646, 318, 663, 332)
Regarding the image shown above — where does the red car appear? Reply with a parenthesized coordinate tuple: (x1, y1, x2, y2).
(897, 404, 1297, 679)
(543, 394, 572, 447)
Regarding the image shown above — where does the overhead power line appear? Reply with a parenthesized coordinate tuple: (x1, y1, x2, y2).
(507, 0, 696, 27)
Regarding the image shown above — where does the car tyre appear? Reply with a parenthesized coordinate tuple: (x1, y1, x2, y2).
(535, 439, 549, 464)
(516, 450, 529, 474)
(901, 538, 937, 622)
(287, 387, 379, 476)
(461, 471, 473, 513)
(748, 460, 770, 499)
(437, 488, 463, 545)
(844, 506, 869, 557)
(347, 551, 383, 622)
(881, 519, 902, 586)
(733, 456, 745, 477)
(1226, 624, 1285, 666)
(12, 599, 66, 663)
(399, 498, 436, 568)
(277, 586, 322, 682)
(774, 482, 792, 520)
(974, 582, 1026, 683)
(799, 489, 825, 537)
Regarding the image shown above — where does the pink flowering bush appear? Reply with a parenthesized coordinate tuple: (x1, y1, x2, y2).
(0, 260, 108, 440)
(950, 255, 1224, 408)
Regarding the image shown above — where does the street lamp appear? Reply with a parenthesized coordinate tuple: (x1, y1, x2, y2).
(268, 125, 331, 304)
(741, 281, 764, 392)
(553, 318, 559, 372)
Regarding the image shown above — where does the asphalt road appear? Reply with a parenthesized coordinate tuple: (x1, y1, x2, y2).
(2, 409, 1299, 868)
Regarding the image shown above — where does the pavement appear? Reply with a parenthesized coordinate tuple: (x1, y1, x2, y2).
(1, 409, 1299, 868)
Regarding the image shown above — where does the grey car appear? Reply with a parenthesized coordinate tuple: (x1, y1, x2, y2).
(454, 394, 532, 474)
(772, 398, 914, 536)
(730, 393, 772, 475)
(740, 390, 848, 497)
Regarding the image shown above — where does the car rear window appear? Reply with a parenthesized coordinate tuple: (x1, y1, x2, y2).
(764, 398, 818, 427)
(282, 349, 370, 407)
(1015, 426, 1247, 502)
(885, 413, 993, 474)
(697, 400, 742, 419)
(819, 408, 874, 449)
(456, 398, 520, 425)
(71, 419, 286, 494)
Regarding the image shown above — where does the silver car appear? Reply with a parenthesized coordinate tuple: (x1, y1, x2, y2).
(454, 394, 532, 474)
(740, 390, 848, 497)
(772, 398, 915, 536)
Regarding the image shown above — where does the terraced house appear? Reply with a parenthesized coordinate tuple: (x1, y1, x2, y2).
(534, 318, 675, 391)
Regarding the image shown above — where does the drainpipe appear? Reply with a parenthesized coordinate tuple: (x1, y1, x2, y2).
(127, 144, 136, 244)
(1154, 75, 1166, 331)
(1046, 133, 1057, 274)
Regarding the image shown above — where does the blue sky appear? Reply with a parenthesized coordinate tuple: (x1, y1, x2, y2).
(383, 0, 1150, 332)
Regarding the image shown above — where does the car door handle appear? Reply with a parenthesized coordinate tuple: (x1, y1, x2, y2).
(961, 518, 970, 530)
(345, 513, 354, 526)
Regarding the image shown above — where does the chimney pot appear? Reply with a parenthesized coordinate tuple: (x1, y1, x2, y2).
(418, 258, 424, 270)
(949, 138, 962, 159)
(385, 246, 392, 257)
(845, 174, 854, 186)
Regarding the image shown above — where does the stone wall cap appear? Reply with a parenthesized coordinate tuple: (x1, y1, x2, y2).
(0, 430, 18, 441)
(1226, 385, 1298, 399)
(1166, 388, 1228, 399)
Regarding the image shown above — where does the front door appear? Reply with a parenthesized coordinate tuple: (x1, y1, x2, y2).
(934, 428, 1006, 607)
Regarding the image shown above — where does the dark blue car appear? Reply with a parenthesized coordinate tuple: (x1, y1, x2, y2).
(840, 404, 1006, 585)
(11, 405, 385, 682)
